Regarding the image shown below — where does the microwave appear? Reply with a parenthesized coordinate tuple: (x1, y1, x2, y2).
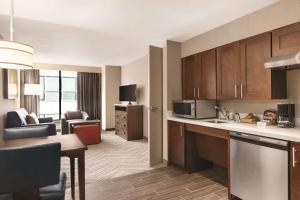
(173, 100, 216, 119)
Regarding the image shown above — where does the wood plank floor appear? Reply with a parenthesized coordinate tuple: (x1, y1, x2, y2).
(66, 166, 228, 200)
(61, 131, 150, 187)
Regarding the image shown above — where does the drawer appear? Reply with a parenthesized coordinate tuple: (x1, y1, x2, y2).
(185, 124, 229, 140)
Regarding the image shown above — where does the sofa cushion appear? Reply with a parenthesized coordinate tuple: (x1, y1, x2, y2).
(26, 113, 40, 124)
(3, 126, 50, 140)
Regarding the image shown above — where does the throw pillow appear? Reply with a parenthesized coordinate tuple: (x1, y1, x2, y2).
(26, 113, 39, 124)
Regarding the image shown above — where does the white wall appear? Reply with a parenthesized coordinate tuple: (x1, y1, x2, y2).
(101, 65, 121, 130)
(163, 41, 182, 161)
(121, 55, 149, 137)
(34, 63, 101, 73)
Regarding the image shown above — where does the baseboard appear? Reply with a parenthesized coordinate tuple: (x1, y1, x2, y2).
(143, 136, 148, 141)
(103, 128, 115, 131)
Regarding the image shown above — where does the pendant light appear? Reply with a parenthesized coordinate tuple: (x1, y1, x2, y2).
(0, 0, 34, 69)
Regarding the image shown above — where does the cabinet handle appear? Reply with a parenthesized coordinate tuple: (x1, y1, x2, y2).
(234, 84, 237, 98)
(193, 88, 196, 98)
(240, 83, 243, 98)
(180, 125, 184, 137)
(293, 147, 298, 167)
(197, 88, 200, 98)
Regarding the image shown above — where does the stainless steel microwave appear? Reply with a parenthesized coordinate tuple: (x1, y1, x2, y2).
(173, 100, 216, 119)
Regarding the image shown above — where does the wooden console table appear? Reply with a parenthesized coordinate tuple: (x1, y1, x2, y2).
(115, 104, 143, 140)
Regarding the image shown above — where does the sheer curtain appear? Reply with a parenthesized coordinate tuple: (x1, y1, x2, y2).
(77, 72, 101, 120)
(20, 69, 40, 114)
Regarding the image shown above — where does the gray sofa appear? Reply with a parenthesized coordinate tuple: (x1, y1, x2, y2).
(6, 108, 56, 136)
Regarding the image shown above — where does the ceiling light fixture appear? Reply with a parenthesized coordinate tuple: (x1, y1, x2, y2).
(0, 0, 34, 69)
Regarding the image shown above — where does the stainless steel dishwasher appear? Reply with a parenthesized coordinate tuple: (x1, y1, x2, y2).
(230, 131, 288, 200)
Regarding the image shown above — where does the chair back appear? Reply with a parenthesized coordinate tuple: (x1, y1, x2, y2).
(6, 108, 29, 128)
(64, 111, 83, 120)
(0, 143, 61, 194)
(3, 126, 50, 140)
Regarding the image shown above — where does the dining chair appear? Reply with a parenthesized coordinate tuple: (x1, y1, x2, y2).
(0, 143, 66, 200)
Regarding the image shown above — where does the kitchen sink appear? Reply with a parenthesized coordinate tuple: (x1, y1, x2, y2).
(204, 119, 229, 124)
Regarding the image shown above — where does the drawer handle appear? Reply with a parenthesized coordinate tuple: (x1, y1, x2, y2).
(234, 84, 237, 98)
(293, 147, 298, 167)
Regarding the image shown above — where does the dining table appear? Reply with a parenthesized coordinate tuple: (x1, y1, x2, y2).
(0, 134, 88, 200)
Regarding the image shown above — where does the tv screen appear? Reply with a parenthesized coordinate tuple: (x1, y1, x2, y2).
(119, 84, 136, 102)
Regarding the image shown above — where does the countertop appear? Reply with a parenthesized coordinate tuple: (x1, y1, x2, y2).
(167, 116, 300, 142)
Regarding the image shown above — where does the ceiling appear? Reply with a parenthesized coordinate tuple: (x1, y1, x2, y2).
(0, 0, 278, 67)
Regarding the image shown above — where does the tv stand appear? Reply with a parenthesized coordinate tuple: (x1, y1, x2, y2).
(115, 104, 143, 141)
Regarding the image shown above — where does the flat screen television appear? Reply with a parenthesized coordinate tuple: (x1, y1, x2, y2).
(119, 84, 136, 104)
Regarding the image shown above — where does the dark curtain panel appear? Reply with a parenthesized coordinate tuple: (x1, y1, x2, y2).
(77, 72, 101, 120)
(20, 69, 40, 114)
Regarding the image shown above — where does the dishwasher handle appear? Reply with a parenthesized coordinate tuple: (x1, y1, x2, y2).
(230, 131, 288, 148)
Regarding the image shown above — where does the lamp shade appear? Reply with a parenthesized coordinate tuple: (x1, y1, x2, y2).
(24, 84, 41, 96)
(0, 40, 34, 69)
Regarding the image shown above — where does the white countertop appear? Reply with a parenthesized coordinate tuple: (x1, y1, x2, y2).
(167, 116, 300, 142)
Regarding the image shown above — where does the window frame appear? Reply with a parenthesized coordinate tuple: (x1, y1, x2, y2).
(39, 70, 77, 120)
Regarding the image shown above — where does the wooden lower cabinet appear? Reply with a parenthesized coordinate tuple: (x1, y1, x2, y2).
(115, 105, 143, 141)
(291, 142, 300, 200)
(168, 121, 185, 168)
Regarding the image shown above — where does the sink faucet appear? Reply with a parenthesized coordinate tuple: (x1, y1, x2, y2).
(215, 106, 230, 120)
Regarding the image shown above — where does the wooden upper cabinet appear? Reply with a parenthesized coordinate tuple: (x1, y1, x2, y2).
(272, 22, 300, 57)
(217, 42, 241, 100)
(182, 55, 197, 99)
(291, 142, 300, 200)
(182, 53, 202, 100)
(241, 33, 287, 99)
(182, 50, 217, 100)
(201, 49, 217, 99)
(193, 53, 202, 99)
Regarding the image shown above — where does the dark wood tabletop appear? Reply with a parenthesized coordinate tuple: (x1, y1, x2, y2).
(0, 134, 88, 153)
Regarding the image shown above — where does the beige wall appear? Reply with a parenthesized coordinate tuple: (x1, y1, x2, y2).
(181, 0, 300, 117)
(182, 0, 300, 57)
(34, 63, 101, 73)
(0, 70, 20, 132)
(163, 41, 182, 160)
(101, 65, 121, 130)
(121, 55, 149, 137)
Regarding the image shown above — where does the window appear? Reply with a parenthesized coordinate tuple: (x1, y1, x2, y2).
(39, 70, 77, 120)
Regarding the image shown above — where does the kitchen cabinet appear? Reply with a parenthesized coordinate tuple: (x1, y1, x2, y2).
(291, 142, 300, 200)
(200, 49, 217, 99)
(182, 49, 216, 100)
(217, 41, 241, 99)
(168, 121, 185, 168)
(240, 32, 287, 99)
(272, 22, 300, 57)
(182, 54, 199, 99)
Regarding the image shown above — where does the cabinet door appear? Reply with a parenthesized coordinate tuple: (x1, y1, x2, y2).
(272, 22, 300, 57)
(182, 55, 197, 99)
(241, 33, 272, 99)
(193, 53, 202, 99)
(201, 49, 217, 99)
(291, 142, 300, 200)
(217, 42, 241, 99)
(168, 121, 185, 168)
